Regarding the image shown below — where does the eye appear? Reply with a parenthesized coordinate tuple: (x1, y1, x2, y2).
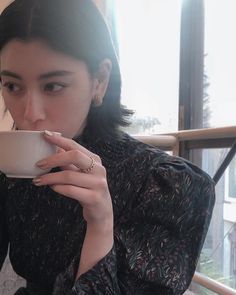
(2, 82, 22, 93)
(44, 82, 67, 93)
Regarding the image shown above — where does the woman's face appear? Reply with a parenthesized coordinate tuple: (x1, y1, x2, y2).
(0, 39, 99, 138)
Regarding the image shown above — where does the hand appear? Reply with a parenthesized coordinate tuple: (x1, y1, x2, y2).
(33, 131, 113, 229)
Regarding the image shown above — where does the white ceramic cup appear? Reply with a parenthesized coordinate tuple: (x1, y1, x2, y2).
(0, 130, 59, 178)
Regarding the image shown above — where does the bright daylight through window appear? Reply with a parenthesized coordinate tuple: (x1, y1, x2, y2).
(114, 0, 181, 135)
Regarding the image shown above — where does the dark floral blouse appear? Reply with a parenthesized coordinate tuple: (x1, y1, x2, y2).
(0, 132, 215, 295)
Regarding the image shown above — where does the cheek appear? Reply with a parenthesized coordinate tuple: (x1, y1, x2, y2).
(52, 98, 91, 132)
(3, 97, 24, 119)
(56, 95, 92, 117)
(55, 105, 88, 125)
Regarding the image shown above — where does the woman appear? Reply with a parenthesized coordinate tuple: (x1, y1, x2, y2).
(0, 0, 215, 294)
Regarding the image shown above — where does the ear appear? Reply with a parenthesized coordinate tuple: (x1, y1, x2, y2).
(92, 59, 112, 107)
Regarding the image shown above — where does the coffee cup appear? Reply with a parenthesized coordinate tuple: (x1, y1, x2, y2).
(0, 130, 59, 178)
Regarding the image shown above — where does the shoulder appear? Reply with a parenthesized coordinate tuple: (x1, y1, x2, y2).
(83, 131, 215, 193)
(117, 136, 215, 236)
(126, 133, 213, 184)
(117, 133, 215, 212)
(102, 132, 170, 166)
(115, 133, 214, 186)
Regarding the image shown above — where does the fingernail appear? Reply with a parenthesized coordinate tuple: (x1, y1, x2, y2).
(33, 177, 42, 186)
(36, 159, 47, 167)
(44, 130, 53, 136)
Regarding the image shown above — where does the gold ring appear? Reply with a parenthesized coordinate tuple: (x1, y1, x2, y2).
(79, 156, 95, 173)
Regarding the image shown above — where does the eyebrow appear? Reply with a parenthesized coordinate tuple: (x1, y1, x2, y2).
(0, 70, 22, 80)
(0, 70, 75, 80)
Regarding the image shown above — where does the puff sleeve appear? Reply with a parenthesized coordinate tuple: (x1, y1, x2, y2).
(113, 155, 215, 294)
(53, 153, 215, 295)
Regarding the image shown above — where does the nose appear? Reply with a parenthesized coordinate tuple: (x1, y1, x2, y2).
(23, 92, 46, 124)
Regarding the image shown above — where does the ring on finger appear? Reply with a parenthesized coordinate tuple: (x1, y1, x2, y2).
(78, 156, 95, 173)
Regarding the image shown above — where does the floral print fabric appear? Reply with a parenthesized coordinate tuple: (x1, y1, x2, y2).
(0, 132, 215, 294)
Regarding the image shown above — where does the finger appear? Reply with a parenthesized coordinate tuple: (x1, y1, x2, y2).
(50, 184, 96, 205)
(36, 150, 101, 173)
(33, 170, 95, 188)
(56, 148, 77, 170)
(33, 170, 99, 189)
(50, 183, 111, 212)
(43, 130, 95, 157)
(55, 148, 76, 170)
(57, 147, 65, 154)
(61, 164, 78, 171)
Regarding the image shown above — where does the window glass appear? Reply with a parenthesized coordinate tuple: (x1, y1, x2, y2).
(114, 0, 181, 134)
(204, 0, 236, 127)
(228, 156, 236, 199)
(190, 148, 236, 292)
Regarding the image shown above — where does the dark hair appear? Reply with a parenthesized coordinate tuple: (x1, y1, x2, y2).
(0, 0, 132, 138)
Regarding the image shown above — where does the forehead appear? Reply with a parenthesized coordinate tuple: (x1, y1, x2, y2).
(0, 39, 86, 74)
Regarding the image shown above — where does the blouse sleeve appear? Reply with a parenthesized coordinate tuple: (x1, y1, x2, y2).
(0, 173, 9, 270)
(113, 155, 215, 294)
(53, 154, 215, 295)
(53, 242, 120, 295)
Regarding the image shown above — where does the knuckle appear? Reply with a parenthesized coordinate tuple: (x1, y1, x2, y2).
(101, 165, 107, 176)
(93, 154, 101, 163)
(66, 185, 75, 196)
(98, 177, 108, 190)
(96, 163, 106, 175)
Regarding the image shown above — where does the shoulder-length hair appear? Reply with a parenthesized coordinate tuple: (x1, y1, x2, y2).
(0, 0, 132, 138)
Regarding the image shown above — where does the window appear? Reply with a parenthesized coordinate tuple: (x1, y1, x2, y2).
(114, 0, 181, 135)
(204, 0, 236, 128)
(115, 1, 236, 289)
(229, 159, 236, 199)
(225, 155, 236, 201)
